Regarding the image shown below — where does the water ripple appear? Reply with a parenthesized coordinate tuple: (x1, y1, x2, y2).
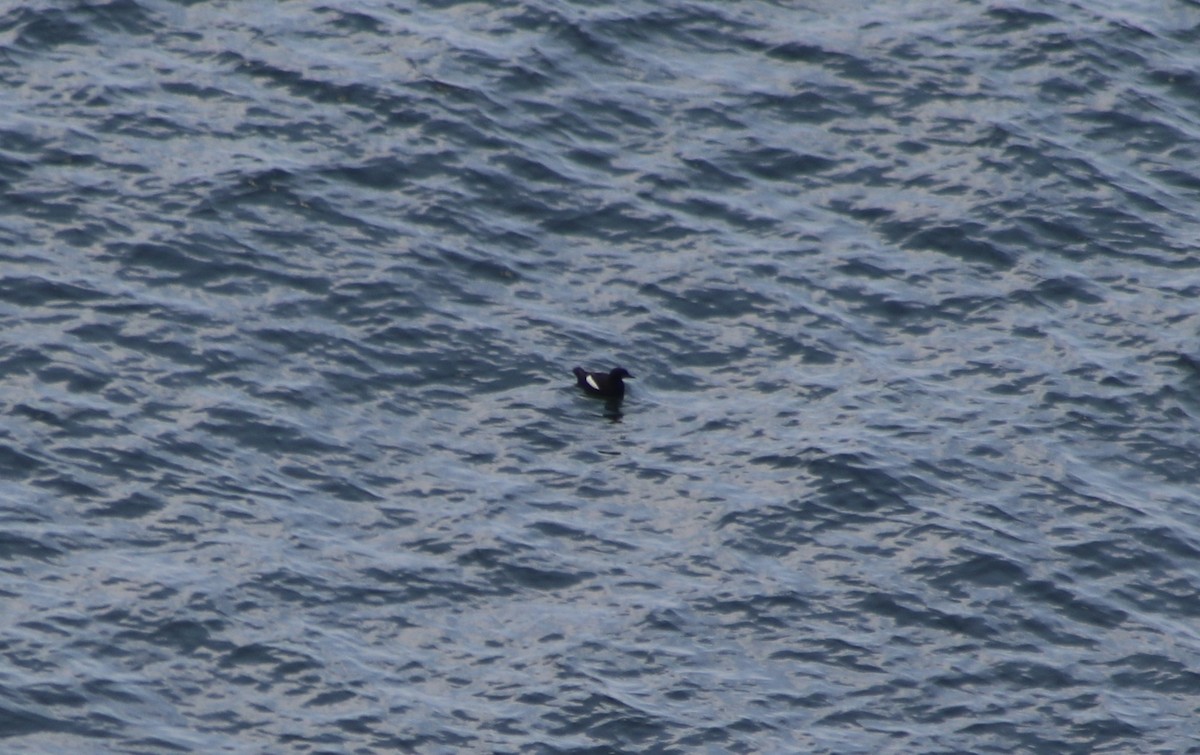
(4, 0, 1200, 752)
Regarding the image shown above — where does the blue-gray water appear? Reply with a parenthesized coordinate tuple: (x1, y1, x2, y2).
(4, 1, 1200, 752)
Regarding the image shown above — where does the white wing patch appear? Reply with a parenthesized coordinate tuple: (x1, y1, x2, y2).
(586, 374, 600, 391)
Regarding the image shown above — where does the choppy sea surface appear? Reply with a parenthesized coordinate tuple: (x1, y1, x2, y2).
(4, 1, 1200, 752)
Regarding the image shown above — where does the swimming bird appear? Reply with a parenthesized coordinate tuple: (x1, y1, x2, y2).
(572, 366, 633, 399)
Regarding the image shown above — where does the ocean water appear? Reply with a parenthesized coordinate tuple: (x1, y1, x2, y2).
(3, 0, 1200, 752)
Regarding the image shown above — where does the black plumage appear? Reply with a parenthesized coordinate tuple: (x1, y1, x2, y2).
(572, 366, 634, 399)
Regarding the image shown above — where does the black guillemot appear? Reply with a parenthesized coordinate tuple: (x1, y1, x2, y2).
(572, 366, 633, 399)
